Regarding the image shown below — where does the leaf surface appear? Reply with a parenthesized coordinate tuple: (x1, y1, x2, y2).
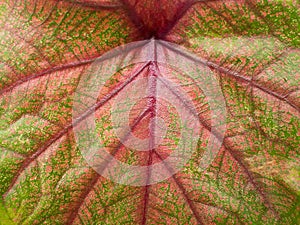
(0, 0, 299, 224)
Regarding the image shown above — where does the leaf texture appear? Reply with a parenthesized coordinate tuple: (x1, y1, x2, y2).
(0, 0, 299, 224)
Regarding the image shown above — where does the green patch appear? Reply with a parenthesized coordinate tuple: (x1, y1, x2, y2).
(0, 200, 15, 225)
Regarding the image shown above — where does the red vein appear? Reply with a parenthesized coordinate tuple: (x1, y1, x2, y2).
(222, 142, 279, 220)
(140, 59, 205, 224)
(0, 57, 98, 96)
(66, 107, 152, 225)
(3, 62, 150, 199)
(157, 74, 280, 219)
(141, 61, 158, 225)
(1, 36, 149, 96)
(206, 61, 300, 113)
(119, 0, 151, 38)
(160, 41, 300, 113)
(158, 0, 199, 38)
(64, 0, 123, 9)
(153, 151, 205, 225)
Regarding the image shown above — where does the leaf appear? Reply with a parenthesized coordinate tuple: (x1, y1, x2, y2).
(0, 200, 15, 225)
(0, 0, 299, 224)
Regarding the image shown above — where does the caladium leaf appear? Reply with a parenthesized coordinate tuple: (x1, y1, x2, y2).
(0, 0, 299, 224)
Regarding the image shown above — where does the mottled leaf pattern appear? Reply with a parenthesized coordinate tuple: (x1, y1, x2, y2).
(0, 0, 299, 224)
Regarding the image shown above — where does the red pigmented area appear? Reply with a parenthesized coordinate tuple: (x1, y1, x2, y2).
(121, 0, 197, 38)
(0, 0, 299, 225)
